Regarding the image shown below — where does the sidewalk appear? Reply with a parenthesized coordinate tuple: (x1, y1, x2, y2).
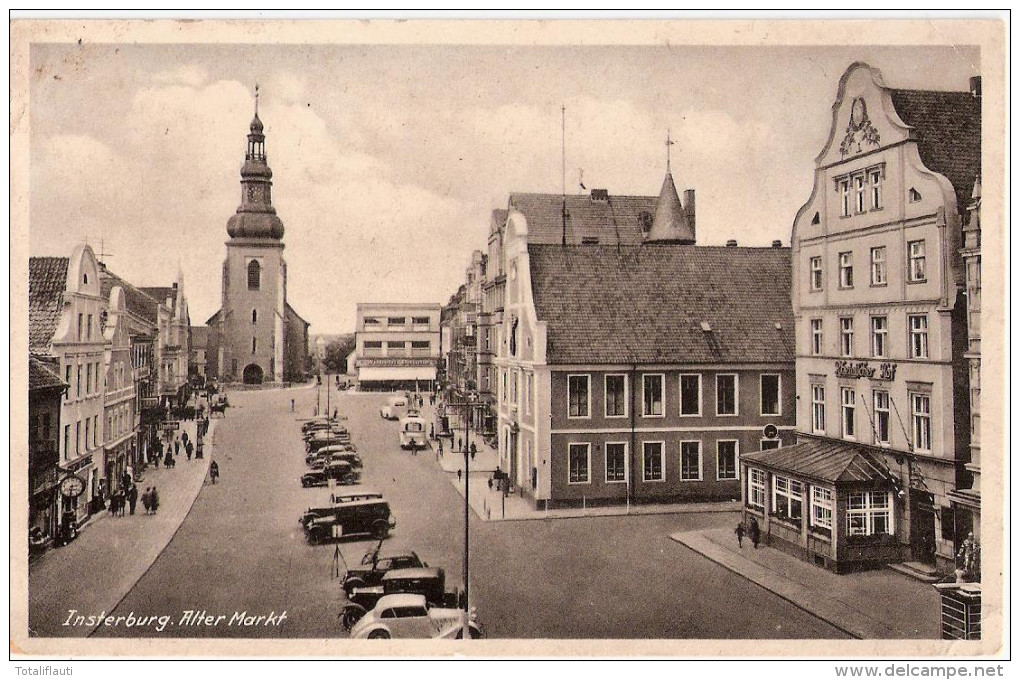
(28, 418, 217, 638)
(670, 527, 940, 639)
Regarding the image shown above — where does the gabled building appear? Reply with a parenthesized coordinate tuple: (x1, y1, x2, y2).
(493, 172, 796, 507)
(30, 245, 107, 522)
(29, 357, 67, 545)
(745, 62, 980, 574)
(140, 273, 191, 405)
(100, 286, 136, 499)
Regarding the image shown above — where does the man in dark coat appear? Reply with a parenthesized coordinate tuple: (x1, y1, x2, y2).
(127, 485, 139, 515)
(749, 517, 761, 549)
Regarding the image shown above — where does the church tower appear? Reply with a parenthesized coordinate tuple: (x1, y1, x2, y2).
(216, 94, 289, 384)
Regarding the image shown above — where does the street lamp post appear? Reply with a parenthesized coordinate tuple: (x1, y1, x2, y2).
(462, 394, 474, 640)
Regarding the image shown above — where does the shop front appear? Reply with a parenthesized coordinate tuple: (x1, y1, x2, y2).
(741, 438, 908, 573)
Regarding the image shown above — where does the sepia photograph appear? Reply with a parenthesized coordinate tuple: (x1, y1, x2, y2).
(10, 15, 1007, 661)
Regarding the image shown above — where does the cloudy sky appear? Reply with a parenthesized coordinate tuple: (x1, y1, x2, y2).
(28, 40, 980, 333)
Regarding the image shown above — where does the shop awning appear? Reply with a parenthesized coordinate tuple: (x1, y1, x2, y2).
(742, 438, 895, 485)
(358, 366, 437, 381)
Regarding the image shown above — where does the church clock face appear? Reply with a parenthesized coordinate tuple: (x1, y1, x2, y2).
(247, 185, 259, 202)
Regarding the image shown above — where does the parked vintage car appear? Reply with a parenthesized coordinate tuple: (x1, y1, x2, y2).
(300, 461, 359, 488)
(341, 549, 426, 595)
(341, 567, 460, 629)
(306, 450, 363, 471)
(307, 433, 352, 453)
(304, 498, 396, 544)
(347, 594, 483, 639)
(299, 489, 385, 528)
(302, 416, 334, 433)
(380, 396, 406, 420)
(304, 444, 357, 465)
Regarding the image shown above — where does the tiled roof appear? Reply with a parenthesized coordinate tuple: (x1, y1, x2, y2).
(140, 286, 176, 312)
(29, 257, 69, 354)
(509, 192, 657, 245)
(528, 244, 794, 365)
(285, 302, 310, 327)
(742, 437, 894, 485)
(29, 356, 67, 392)
(890, 88, 981, 213)
(100, 266, 162, 324)
(190, 325, 209, 347)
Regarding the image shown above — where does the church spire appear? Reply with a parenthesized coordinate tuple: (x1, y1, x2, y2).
(226, 90, 284, 240)
(645, 132, 695, 244)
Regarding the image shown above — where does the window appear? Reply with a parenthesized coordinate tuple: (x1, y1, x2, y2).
(870, 169, 883, 209)
(716, 374, 737, 416)
(911, 393, 932, 452)
(411, 341, 430, 349)
(63, 425, 70, 460)
(809, 256, 823, 291)
(642, 442, 664, 482)
(387, 317, 406, 325)
(908, 240, 926, 282)
(839, 251, 854, 288)
(841, 387, 856, 439)
(871, 316, 888, 358)
(909, 187, 922, 202)
(909, 315, 929, 358)
(840, 317, 855, 357)
(760, 439, 782, 450)
(811, 384, 826, 433)
(363, 340, 382, 349)
(77, 314, 83, 341)
(839, 179, 851, 217)
(717, 440, 738, 480)
(760, 374, 780, 416)
(568, 443, 590, 484)
(363, 317, 381, 326)
(680, 441, 702, 481)
(773, 476, 803, 521)
(75, 421, 81, 454)
(251, 337, 257, 354)
(811, 487, 834, 531)
(810, 319, 823, 356)
(64, 364, 72, 399)
(252, 309, 257, 324)
(567, 374, 590, 418)
(847, 491, 892, 536)
(86, 363, 92, 395)
(679, 374, 701, 416)
(247, 260, 261, 290)
(854, 174, 866, 213)
(873, 390, 890, 445)
(94, 415, 99, 447)
(606, 443, 627, 483)
(76, 365, 82, 398)
(86, 314, 93, 340)
(605, 374, 627, 418)
(643, 374, 664, 417)
(412, 316, 430, 325)
(748, 468, 766, 509)
(870, 246, 887, 285)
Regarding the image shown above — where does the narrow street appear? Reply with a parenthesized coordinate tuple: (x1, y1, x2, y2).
(90, 383, 846, 639)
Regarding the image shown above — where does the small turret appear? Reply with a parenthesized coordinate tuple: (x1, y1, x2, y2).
(645, 172, 695, 244)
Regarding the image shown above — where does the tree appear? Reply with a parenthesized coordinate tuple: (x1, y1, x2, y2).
(323, 335, 356, 374)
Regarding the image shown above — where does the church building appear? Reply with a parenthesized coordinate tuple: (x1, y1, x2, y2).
(206, 98, 310, 384)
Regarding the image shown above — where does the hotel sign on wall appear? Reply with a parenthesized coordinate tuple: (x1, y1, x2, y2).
(356, 358, 435, 368)
(834, 361, 897, 381)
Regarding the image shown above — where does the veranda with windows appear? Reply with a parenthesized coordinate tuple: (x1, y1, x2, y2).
(741, 438, 907, 573)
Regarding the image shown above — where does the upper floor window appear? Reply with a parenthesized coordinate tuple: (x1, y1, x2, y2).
(870, 246, 887, 285)
(679, 374, 701, 416)
(247, 260, 261, 290)
(64, 364, 72, 400)
(77, 314, 84, 341)
(854, 175, 866, 214)
(760, 374, 781, 416)
(716, 374, 737, 416)
(909, 314, 929, 358)
(809, 256, 823, 291)
(871, 316, 888, 358)
(387, 317, 406, 325)
(873, 389, 890, 445)
(605, 374, 627, 418)
(841, 387, 856, 440)
(411, 341, 430, 349)
(412, 316, 430, 325)
(567, 374, 590, 418)
(810, 319, 823, 356)
(86, 314, 93, 340)
(840, 317, 855, 357)
(869, 169, 883, 209)
(643, 374, 664, 417)
(911, 392, 932, 452)
(251, 309, 258, 325)
(363, 317, 381, 326)
(839, 179, 851, 217)
(811, 384, 826, 433)
(838, 252, 854, 288)
(908, 240, 927, 282)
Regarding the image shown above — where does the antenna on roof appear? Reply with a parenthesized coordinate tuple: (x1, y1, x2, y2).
(578, 168, 585, 195)
(561, 104, 567, 247)
(96, 239, 112, 262)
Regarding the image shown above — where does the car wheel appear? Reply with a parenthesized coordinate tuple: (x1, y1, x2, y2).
(367, 629, 390, 639)
(371, 521, 389, 540)
(343, 578, 365, 597)
(342, 605, 368, 631)
(455, 626, 483, 639)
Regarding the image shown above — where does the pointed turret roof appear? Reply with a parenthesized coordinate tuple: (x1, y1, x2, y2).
(645, 172, 694, 244)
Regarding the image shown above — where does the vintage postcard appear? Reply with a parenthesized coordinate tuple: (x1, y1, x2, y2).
(10, 17, 1007, 659)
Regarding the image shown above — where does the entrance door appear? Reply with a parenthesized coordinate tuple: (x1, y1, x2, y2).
(910, 492, 937, 565)
(509, 430, 519, 487)
(243, 363, 264, 384)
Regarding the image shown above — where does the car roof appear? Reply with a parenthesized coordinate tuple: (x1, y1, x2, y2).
(374, 550, 418, 560)
(330, 489, 381, 501)
(374, 593, 427, 609)
(382, 567, 440, 581)
(332, 498, 388, 508)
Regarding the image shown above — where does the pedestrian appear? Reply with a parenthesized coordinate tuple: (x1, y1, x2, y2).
(457, 437, 463, 452)
(182, 431, 189, 446)
(210, 460, 220, 485)
(174, 439, 180, 456)
(470, 442, 477, 460)
(734, 522, 745, 548)
(749, 517, 761, 549)
(487, 477, 493, 491)
(186, 441, 193, 460)
(142, 488, 152, 515)
(118, 489, 127, 516)
(457, 468, 462, 483)
(150, 487, 160, 514)
(438, 441, 444, 458)
(429, 423, 435, 440)
(333, 408, 338, 420)
(127, 485, 138, 515)
(291, 398, 295, 412)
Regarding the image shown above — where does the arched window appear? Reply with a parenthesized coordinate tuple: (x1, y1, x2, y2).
(252, 337, 257, 354)
(247, 260, 261, 290)
(252, 309, 258, 325)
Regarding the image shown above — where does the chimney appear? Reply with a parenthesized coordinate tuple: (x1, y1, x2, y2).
(772, 239, 783, 248)
(726, 239, 738, 247)
(970, 76, 981, 98)
(590, 189, 609, 202)
(683, 189, 696, 239)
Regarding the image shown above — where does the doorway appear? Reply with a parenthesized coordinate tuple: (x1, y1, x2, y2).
(910, 491, 937, 565)
(243, 363, 264, 384)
